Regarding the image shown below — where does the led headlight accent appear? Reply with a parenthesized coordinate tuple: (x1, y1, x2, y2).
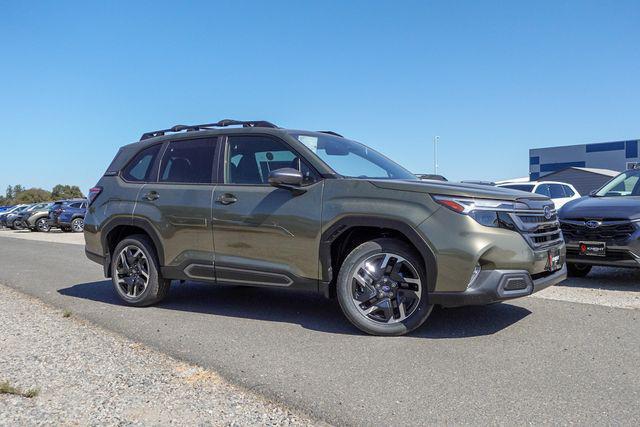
(432, 195, 526, 228)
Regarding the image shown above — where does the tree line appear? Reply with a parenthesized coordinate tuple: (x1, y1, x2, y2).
(0, 184, 85, 205)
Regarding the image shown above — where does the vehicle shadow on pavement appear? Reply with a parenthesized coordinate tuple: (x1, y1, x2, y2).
(59, 280, 531, 338)
(559, 267, 640, 292)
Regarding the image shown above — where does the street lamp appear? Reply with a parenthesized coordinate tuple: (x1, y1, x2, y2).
(434, 136, 440, 174)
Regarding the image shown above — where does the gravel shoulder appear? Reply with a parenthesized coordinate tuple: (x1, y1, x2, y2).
(0, 284, 320, 426)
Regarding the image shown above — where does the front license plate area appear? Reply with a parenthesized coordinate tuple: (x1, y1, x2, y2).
(546, 248, 562, 272)
(579, 241, 606, 257)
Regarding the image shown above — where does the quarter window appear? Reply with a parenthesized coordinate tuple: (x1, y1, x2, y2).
(225, 136, 317, 185)
(563, 185, 575, 197)
(122, 144, 161, 182)
(159, 138, 217, 184)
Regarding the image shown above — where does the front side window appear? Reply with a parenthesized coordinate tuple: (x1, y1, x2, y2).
(288, 132, 416, 180)
(122, 144, 161, 182)
(563, 185, 575, 197)
(159, 138, 217, 184)
(225, 136, 317, 185)
(535, 184, 551, 197)
(596, 170, 640, 197)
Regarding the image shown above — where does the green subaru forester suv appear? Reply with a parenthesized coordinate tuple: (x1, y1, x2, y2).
(84, 120, 566, 336)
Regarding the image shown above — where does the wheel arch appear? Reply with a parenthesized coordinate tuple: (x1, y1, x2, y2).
(319, 216, 437, 297)
(101, 217, 164, 277)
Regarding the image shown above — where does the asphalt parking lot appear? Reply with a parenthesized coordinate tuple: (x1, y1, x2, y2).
(0, 229, 638, 425)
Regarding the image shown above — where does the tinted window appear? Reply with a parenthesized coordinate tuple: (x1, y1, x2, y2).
(226, 136, 317, 185)
(548, 184, 565, 198)
(159, 138, 217, 184)
(563, 185, 575, 197)
(501, 184, 534, 192)
(534, 184, 551, 197)
(122, 144, 161, 182)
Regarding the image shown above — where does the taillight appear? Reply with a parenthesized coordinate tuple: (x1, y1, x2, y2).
(88, 186, 103, 206)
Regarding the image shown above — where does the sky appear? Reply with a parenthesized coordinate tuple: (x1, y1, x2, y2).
(1, 0, 639, 194)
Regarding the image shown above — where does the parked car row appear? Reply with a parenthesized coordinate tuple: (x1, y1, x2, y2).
(0, 199, 87, 232)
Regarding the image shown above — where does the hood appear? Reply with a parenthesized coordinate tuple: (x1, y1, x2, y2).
(559, 196, 640, 220)
(369, 179, 549, 202)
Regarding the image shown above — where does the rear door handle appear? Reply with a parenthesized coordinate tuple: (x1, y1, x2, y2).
(216, 193, 238, 205)
(143, 191, 159, 201)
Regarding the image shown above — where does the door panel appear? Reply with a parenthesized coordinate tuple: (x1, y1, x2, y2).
(212, 182, 324, 284)
(212, 134, 324, 287)
(132, 137, 217, 278)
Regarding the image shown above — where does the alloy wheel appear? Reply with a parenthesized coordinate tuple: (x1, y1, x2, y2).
(36, 218, 50, 232)
(72, 218, 84, 232)
(115, 245, 150, 299)
(350, 252, 422, 324)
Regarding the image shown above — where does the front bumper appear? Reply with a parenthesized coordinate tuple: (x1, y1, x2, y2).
(430, 265, 567, 307)
(565, 243, 640, 268)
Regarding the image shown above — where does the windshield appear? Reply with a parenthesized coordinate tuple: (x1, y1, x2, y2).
(500, 184, 535, 192)
(289, 132, 416, 180)
(595, 170, 640, 197)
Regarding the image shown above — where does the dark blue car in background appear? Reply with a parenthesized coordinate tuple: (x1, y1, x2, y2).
(48, 199, 88, 232)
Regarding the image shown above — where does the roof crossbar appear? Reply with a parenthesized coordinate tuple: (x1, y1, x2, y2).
(140, 119, 279, 141)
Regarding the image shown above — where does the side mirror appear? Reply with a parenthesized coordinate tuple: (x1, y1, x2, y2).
(268, 168, 306, 194)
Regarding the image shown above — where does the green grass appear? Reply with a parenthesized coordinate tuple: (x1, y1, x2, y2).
(0, 381, 39, 398)
(62, 309, 72, 318)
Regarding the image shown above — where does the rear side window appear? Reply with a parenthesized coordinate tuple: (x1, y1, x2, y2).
(563, 185, 575, 197)
(122, 144, 161, 182)
(159, 138, 217, 184)
(548, 184, 565, 198)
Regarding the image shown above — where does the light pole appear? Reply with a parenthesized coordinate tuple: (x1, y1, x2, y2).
(433, 136, 440, 175)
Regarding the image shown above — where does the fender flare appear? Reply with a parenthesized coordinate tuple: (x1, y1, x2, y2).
(100, 216, 165, 267)
(319, 216, 438, 293)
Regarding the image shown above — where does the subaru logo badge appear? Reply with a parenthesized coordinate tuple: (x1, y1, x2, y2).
(543, 206, 552, 220)
(585, 220, 601, 229)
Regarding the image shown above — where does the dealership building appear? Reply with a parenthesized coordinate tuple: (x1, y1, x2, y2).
(529, 139, 640, 181)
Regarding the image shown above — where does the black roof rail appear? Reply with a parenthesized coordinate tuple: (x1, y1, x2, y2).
(140, 119, 279, 141)
(317, 130, 344, 137)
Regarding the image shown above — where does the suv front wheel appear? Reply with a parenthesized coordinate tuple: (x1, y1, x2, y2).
(111, 235, 171, 306)
(336, 238, 433, 336)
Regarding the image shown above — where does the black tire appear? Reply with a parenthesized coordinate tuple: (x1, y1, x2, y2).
(336, 238, 433, 336)
(111, 234, 171, 307)
(35, 218, 50, 232)
(71, 217, 84, 233)
(10, 220, 24, 230)
(567, 263, 592, 277)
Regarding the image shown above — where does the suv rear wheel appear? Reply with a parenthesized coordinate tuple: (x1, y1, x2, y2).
(336, 238, 433, 336)
(111, 235, 171, 306)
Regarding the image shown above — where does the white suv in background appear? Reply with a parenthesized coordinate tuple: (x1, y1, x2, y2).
(497, 181, 581, 209)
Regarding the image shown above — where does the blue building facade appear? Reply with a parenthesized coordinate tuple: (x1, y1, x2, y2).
(529, 139, 640, 180)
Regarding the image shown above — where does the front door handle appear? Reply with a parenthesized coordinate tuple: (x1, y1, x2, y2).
(143, 191, 160, 201)
(216, 193, 238, 205)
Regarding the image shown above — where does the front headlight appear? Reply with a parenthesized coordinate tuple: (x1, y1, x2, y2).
(431, 194, 524, 228)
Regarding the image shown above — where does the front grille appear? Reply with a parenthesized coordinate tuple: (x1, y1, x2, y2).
(560, 219, 636, 244)
(510, 209, 563, 249)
